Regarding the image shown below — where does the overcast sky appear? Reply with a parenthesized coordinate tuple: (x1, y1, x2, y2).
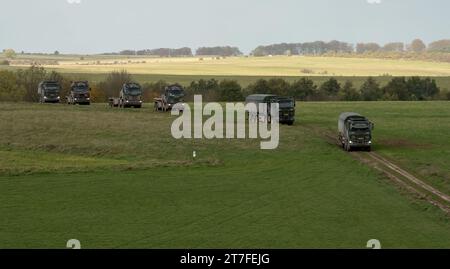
(0, 0, 448, 54)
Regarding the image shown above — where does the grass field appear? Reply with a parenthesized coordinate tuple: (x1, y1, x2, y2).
(0, 102, 449, 248)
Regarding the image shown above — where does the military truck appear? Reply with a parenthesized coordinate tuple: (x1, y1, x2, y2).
(245, 94, 296, 125)
(38, 81, 61, 103)
(154, 84, 185, 112)
(338, 112, 374, 152)
(67, 81, 91, 105)
(109, 83, 143, 108)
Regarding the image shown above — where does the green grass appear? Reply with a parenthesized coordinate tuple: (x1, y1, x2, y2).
(0, 102, 449, 248)
(300, 102, 450, 195)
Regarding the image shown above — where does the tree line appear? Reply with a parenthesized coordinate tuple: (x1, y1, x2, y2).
(195, 46, 243, 57)
(104, 46, 243, 57)
(113, 47, 193, 57)
(251, 39, 450, 63)
(3, 38, 449, 60)
(4, 38, 450, 58)
(90, 39, 450, 57)
(251, 39, 450, 56)
(1, 67, 448, 103)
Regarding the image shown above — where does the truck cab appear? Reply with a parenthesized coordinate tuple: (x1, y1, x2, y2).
(245, 94, 296, 125)
(338, 112, 374, 152)
(67, 81, 91, 105)
(164, 85, 185, 110)
(274, 96, 296, 125)
(154, 84, 185, 112)
(38, 81, 61, 103)
(120, 83, 143, 108)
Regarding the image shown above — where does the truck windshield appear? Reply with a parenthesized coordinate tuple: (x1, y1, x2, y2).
(73, 86, 88, 92)
(168, 89, 184, 96)
(351, 123, 370, 132)
(278, 100, 294, 108)
(44, 84, 59, 92)
(44, 87, 59, 92)
(125, 88, 142, 96)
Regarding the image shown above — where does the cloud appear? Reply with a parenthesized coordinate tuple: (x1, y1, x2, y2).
(67, 0, 82, 4)
(367, 0, 382, 4)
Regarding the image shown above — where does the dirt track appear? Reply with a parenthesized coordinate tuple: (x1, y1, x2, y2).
(303, 125, 450, 214)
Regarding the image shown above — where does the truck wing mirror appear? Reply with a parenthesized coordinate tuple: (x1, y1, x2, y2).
(371, 122, 375, 131)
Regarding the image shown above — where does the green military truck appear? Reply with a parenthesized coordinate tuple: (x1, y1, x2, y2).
(109, 83, 143, 108)
(245, 94, 296, 125)
(38, 81, 61, 103)
(67, 81, 91, 105)
(338, 112, 374, 152)
(154, 84, 185, 112)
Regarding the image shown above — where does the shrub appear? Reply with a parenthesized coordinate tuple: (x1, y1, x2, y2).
(360, 77, 382, 101)
(320, 78, 341, 96)
(0, 70, 26, 101)
(219, 80, 243, 102)
(340, 81, 360, 101)
(290, 78, 317, 101)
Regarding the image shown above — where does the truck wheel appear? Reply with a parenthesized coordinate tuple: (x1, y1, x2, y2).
(345, 143, 351, 152)
(287, 121, 294, 126)
(367, 146, 372, 152)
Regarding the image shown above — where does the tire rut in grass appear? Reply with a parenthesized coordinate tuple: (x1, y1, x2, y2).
(301, 124, 450, 215)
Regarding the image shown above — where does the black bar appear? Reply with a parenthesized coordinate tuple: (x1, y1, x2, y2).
(0, 249, 448, 268)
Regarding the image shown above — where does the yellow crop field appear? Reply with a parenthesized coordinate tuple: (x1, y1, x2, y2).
(11, 55, 450, 77)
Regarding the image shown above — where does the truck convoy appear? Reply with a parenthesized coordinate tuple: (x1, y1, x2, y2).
(67, 81, 91, 105)
(245, 94, 296, 125)
(338, 112, 374, 152)
(154, 84, 185, 112)
(109, 82, 143, 108)
(35, 79, 378, 153)
(38, 81, 61, 103)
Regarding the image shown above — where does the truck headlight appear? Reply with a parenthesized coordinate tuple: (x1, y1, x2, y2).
(44, 96, 47, 99)
(369, 141, 372, 144)
(349, 141, 353, 144)
(57, 96, 60, 99)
